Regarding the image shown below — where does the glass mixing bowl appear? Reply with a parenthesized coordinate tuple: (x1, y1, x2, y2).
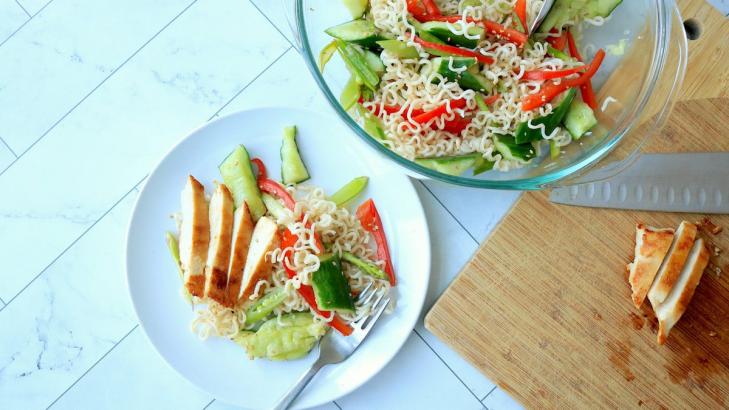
(285, 0, 687, 189)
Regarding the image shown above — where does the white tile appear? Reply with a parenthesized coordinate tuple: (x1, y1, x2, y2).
(208, 398, 340, 410)
(15, 0, 49, 15)
(412, 182, 496, 399)
(0, 190, 138, 409)
(215, 48, 331, 118)
(708, 0, 729, 14)
(482, 387, 524, 410)
(337, 333, 484, 410)
(422, 180, 521, 242)
(0, 0, 193, 154)
(0, 0, 28, 41)
(50, 328, 213, 410)
(0, 0, 289, 301)
(0, 140, 15, 170)
(250, 0, 294, 43)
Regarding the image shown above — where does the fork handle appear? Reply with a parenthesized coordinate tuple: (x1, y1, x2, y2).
(271, 360, 325, 410)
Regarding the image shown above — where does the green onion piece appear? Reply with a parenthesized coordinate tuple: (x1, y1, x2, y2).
(245, 288, 287, 325)
(165, 232, 193, 305)
(356, 104, 387, 140)
(547, 45, 571, 61)
(340, 76, 362, 111)
(475, 94, 490, 112)
(261, 193, 287, 221)
(329, 176, 369, 206)
(319, 40, 338, 72)
(341, 251, 387, 280)
(336, 40, 380, 91)
(549, 140, 560, 159)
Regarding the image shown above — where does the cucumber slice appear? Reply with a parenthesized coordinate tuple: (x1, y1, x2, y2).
(280, 126, 310, 184)
(341, 252, 387, 280)
(325, 19, 383, 48)
(514, 88, 576, 144)
(420, 21, 484, 49)
(415, 154, 480, 176)
(539, 0, 621, 32)
(311, 254, 355, 313)
(329, 176, 369, 206)
(219, 146, 267, 220)
(377, 39, 420, 59)
(244, 288, 287, 325)
(261, 193, 287, 221)
(494, 135, 536, 162)
(472, 155, 495, 175)
(564, 99, 597, 139)
(340, 76, 361, 111)
(336, 40, 380, 91)
(341, 0, 368, 19)
(589, 0, 623, 18)
(427, 57, 491, 93)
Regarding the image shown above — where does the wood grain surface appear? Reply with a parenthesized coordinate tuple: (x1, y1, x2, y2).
(424, 1, 729, 408)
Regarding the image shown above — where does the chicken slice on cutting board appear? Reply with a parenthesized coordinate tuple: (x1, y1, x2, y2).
(238, 216, 280, 302)
(224, 203, 254, 307)
(627, 224, 675, 309)
(648, 221, 698, 308)
(655, 238, 711, 345)
(179, 176, 210, 298)
(204, 184, 234, 305)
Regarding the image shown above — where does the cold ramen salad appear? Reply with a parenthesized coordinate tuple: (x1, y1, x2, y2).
(166, 126, 395, 361)
(320, 0, 623, 175)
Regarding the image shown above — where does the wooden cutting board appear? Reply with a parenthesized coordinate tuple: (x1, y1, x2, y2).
(424, 1, 729, 409)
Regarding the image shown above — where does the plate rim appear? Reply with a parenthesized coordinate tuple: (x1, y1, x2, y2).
(124, 106, 432, 408)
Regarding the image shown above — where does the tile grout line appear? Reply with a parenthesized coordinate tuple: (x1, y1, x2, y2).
(333, 400, 343, 409)
(46, 324, 139, 409)
(0, 0, 200, 179)
(0, 135, 18, 158)
(0, 295, 5, 306)
(481, 385, 498, 402)
(208, 46, 293, 120)
(418, 180, 480, 245)
(0, 175, 147, 311)
(14, 0, 32, 18)
(202, 398, 215, 409)
(247, 0, 295, 48)
(0, 0, 55, 48)
(412, 329, 485, 406)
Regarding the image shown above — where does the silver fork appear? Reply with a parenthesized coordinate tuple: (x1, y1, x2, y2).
(271, 283, 390, 410)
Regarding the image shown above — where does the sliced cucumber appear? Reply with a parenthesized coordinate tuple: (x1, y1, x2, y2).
(340, 76, 361, 111)
(549, 140, 561, 159)
(325, 19, 384, 48)
(589, 0, 623, 18)
(219, 145, 267, 220)
(329, 176, 369, 206)
(341, 0, 368, 19)
(415, 153, 480, 176)
(493, 135, 536, 162)
(244, 288, 287, 325)
(377, 39, 420, 59)
(280, 126, 310, 184)
(336, 40, 380, 91)
(539, 0, 622, 32)
(472, 155, 495, 175)
(311, 254, 355, 313)
(427, 57, 492, 93)
(564, 99, 597, 139)
(261, 193, 287, 221)
(514, 88, 576, 144)
(420, 21, 484, 49)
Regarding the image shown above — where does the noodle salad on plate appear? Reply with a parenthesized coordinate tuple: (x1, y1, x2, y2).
(321, 0, 622, 175)
(166, 125, 395, 361)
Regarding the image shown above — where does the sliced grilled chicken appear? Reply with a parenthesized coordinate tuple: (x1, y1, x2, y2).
(204, 184, 234, 305)
(648, 221, 698, 308)
(179, 176, 210, 298)
(224, 203, 254, 307)
(627, 224, 675, 309)
(238, 216, 279, 302)
(655, 238, 710, 345)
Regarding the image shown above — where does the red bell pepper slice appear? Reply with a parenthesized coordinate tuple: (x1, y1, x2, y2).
(442, 117, 472, 134)
(258, 178, 296, 210)
(514, 0, 528, 34)
(251, 158, 267, 181)
(412, 98, 468, 124)
(406, 0, 430, 21)
(566, 29, 598, 109)
(421, 0, 441, 17)
(410, 35, 494, 65)
(483, 93, 500, 105)
(521, 65, 587, 81)
(356, 199, 396, 286)
(425, 16, 528, 47)
(281, 229, 353, 336)
(546, 29, 567, 51)
(521, 49, 605, 111)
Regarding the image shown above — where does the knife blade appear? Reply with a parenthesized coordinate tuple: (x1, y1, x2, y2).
(550, 153, 729, 213)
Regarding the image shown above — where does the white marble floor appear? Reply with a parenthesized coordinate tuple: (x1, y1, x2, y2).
(0, 1, 727, 409)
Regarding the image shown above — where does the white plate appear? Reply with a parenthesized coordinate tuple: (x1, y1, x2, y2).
(125, 107, 431, 409)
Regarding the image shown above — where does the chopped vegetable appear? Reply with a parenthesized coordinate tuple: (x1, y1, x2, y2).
(363, 50, 385, 74)
(251, 158, 267, 181)
(564, 98, 597, 139)
(442, 117, 472, 134)
(521, 64, 586, 81)
(336, 40, 380, 91)
(377, 39, 420, 59)
(415, 153, 480, 176)
(165, 232, 193, 305)
(232, 313, 326, 361)
(514, 0, 527, 34)
(341, 0, 368, 19)
(545, 29, 567, 51)
(472, 155, 495, 175)
(258, 178, 296, 211)
(357, 104, 388, 140)
(219, 145, 267, 220)
(515, 88, 576, 143)
(356, 199, 396, 285)
(420, 21, 484, 48)
(421, 0, 442, 17)
(549, 140, 560, 159)
(319, 40, 338, 72)
(412, 98, 468, 124)
(311, 254, 355, 313)
(423, 16, 528, 47)
(280, 126, 311, 184)
(340, 76, 362, 111)
(329, 176, 369, 206)
(244, 288, 287, 325)
(341, 252, 388, 280)
(406, 0, 430, 21)
(411, 35, 494, 65)
(261, 193, 287, 221)
(493, 134, 536, 162)
(547, 45, 571, 60)
(566, 29, 598, 110)
(325, 19, 384, 48)
(475, 93, 490, 111)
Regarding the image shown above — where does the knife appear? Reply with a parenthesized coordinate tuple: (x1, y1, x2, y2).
(550, 153, 729, 214)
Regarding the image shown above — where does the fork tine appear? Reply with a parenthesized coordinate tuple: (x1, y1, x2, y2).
(356, 283, 378, 306)
(359, 292, 390, 335)
(355, 282, 374, 303)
